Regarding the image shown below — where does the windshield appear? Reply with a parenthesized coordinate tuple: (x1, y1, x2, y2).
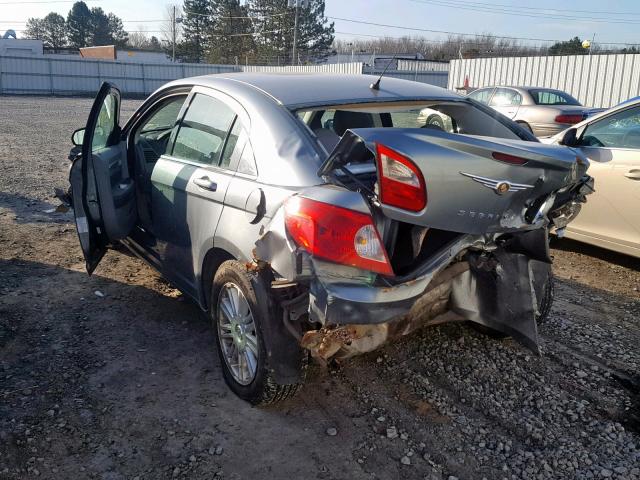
(529, 89, 581, 106)
(296, 100, 528, 153)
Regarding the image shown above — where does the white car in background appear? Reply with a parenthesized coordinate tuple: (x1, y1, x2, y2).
(547, 98, 640, 257)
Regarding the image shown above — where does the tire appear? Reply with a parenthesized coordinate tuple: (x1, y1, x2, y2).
(426, 114, 445, 129)
(210, 260, 305, 405)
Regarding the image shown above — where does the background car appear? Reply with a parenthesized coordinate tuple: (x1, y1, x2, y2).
(467, 86, 603, 137)
(547, 98, 640, 257)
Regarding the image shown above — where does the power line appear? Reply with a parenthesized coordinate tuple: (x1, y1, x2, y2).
(181, 9, 291, 19)
(411, 0, 640, 17)
(0, 0, 100, 3)
(328, 16, 640, 46)
(411, 0, 640, 25)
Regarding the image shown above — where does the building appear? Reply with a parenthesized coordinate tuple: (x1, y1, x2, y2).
(0, 38, 43, 56)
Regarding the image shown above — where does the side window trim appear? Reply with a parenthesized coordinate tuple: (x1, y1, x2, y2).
(167, 86, 251, 169)
(129, 92, 190, 150)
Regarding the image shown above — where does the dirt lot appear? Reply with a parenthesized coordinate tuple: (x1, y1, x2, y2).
(1, 96, 639, 480)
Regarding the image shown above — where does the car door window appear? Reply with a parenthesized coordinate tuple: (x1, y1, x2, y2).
(468, 88, 493, 105)
(172, 93, 236, 165)
(490, 88, 521, 107)
(237, 140, 257, 176)
(136, 95, 187, 161)
(219, 120, 243, 169)
(580, 105, 640, 148)
(92, 92, 119, 151)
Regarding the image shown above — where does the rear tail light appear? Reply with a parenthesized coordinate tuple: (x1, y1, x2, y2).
(492, 151, 528, 165)
(284, 196, 393, 276)
(554, 114, 583, 124)
(376, 144, 427, 212)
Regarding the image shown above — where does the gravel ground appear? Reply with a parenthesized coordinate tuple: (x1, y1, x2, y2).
(1, 95, 639, 480)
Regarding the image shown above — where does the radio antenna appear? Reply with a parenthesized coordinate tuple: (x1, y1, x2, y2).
(370, 55, 396, 91)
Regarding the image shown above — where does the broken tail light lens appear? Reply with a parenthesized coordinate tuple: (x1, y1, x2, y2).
(376, 144, 427, 212)
(284, 196, 393, 276)
(555, 114, 584, 124)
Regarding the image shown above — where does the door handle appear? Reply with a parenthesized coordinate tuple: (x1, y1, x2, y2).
(193, 176, 217, 191)
(624, 169, 640, 180)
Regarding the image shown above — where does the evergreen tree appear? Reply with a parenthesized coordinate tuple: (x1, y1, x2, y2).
(549, 37, 587, 56)
(66, 1, 92, 48)
(295, 0, 334, 63)
(207, 0, 255, 64)
(90, 7, 112, 46)
(248, 0, 333, 65)
(107, 13, 129, 48)
(179, 0, 214, 63)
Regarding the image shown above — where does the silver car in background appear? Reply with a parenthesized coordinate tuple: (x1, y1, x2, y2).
(68, 74, 592, 405)
(467, 86, 603, 137)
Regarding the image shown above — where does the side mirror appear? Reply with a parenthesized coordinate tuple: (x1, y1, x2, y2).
(559, 128, 578, 147)
(71, 128, 85, 147)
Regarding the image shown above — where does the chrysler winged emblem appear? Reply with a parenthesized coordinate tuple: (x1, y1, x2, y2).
(459, 172, 533, 195)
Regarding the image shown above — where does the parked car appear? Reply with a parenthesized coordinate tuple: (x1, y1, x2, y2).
(544, 98, 640, 257)
(466, 86, 603, 138)
(68, 75, 592, 404)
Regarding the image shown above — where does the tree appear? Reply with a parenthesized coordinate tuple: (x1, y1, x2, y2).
(179, 0, 214, 63)
(66, 1, 92, 48)
(90, 7, 112, 46)
(128, 30, 151, 49)
(107, 13, 128, 48)
(248, 0, 334, 65)
(207, 0, 255, 64)
(548, 37, 587, 56)
(149, 36, 161, 50)
(42, 12, 67, 51)
(294, 0, 334, 63)
(24, 18, 46, 41)
(24, 13, 67, 51)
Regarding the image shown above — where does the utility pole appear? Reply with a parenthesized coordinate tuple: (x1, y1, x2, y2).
(171, 5, 177, 62)
(291, 0, 299, 65)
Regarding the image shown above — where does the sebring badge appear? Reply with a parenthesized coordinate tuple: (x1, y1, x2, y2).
(459, 172, 533, 195)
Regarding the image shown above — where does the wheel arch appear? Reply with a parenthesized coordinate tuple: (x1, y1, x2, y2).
(201, 247, 236, 310)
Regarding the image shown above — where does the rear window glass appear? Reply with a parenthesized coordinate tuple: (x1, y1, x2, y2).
(297, 100, 525, 150)
(530, 89, 581, 106)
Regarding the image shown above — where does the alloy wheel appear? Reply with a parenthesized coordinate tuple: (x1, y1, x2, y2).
(216, 282, 259, 385)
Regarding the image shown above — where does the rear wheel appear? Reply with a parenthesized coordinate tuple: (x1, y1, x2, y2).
(210, 260, 305, 405)
(426, 114, 445, 129)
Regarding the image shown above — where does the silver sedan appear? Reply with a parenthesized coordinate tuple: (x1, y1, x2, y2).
(68, 74, 592, 404)
(466, 86, 602, 137)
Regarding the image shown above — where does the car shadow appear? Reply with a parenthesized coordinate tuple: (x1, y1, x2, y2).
(552, 237, 640, 271)
(0, 191, 72, 225)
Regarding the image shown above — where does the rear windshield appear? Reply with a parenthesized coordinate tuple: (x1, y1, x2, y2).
(296, 100, 527, 152)
(529, 89, 581, 106)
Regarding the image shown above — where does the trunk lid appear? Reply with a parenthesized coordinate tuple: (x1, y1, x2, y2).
(319, 128, 588, 235)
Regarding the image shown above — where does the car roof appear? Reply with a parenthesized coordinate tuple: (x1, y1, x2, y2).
(475, 86, 567, 93)
(166, 73, 460, 109)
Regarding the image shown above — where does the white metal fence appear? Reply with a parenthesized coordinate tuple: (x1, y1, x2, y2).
(383, 70, 449, 88)
(0, 55, 364, 96)
(449, 53, 640, 108)
(397, 59, 450, 72)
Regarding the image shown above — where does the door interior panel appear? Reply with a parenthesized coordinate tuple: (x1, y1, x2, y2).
(92, 142, 137, 240)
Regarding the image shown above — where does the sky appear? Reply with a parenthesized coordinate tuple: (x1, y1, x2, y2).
(1, 0, 639, 48)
